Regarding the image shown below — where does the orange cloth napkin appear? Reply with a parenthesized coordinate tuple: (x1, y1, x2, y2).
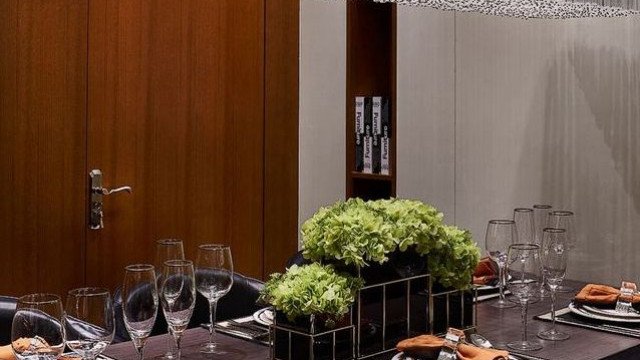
(574, 284, 640, 307)
(397, 334, 509, 360)
(473, 257, 498, 286)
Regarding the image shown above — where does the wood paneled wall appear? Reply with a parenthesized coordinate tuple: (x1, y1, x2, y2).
(0, 1, 88, 296)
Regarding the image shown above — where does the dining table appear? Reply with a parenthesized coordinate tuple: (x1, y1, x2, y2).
(102, 280, 640, 360)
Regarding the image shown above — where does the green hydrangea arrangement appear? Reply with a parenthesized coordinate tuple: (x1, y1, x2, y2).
(301, 198, 481, 289)
(259, 263, 364, 321)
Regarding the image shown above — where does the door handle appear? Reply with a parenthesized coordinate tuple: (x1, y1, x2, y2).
(89, 169, 132, 230)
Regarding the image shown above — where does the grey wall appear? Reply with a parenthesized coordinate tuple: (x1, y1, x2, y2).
(398, 10, 640, 284)
(300, 3, 640, 284)
(299, 0, 346, 245)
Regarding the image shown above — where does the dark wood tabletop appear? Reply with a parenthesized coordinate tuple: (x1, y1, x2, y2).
(477, 280, 640, 360)
(104, 280, 640, 360)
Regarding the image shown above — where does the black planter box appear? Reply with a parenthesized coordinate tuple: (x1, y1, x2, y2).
(271, 310, 355, 360)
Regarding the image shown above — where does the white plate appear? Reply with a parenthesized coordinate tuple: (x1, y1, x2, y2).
(253, 308, 274, 326)
(569, 302, 640, 323)
(391, 353, 415, 360)
(582, 304, 640, 319)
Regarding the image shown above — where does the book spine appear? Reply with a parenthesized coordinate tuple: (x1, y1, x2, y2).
(355, 96, 365, 172)
(380, 97, 391, 175)
(363, 97, 373, 174)
(372, 96, 382, 174)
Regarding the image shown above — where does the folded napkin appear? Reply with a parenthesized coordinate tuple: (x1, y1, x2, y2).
(473, 257, 499, 286)
(397, 334, 509, 360)
(574, 284, 640, 307)
(0, 338, 79, 360)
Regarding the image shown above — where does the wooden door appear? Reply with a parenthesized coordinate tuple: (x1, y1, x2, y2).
(86, 0, 266, 291)
(0, 1, 88, 296)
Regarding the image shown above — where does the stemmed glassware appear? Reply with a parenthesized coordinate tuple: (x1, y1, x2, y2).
(123, 264, 159, 360)
(195, 244, 234, 354)
(548, 211, 576, 292)
(155, 238, 185, 360)
(513, 208, 534, 243)
(485, 220, 517, 308)
(533, 204, 553, 297)
(506, 243, 543, 351)
(538, 228, 570, 341)
(64, 288, 115, 359)
(11, 293, 65, 359)
(160, 260, 196, 360)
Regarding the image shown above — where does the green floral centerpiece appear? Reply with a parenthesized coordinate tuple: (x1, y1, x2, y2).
(259, 263, 364, 329)
(301, 198, 480, 289)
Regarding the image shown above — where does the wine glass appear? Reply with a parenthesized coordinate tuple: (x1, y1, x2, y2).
(513, 208, 534, 243)
(161, 260, 196, 360)
(548, 210, 576, 292)
(195, 244, 234, 354)
(155, 238, 185, 360)
(64, 288, 115, 359)
(485, 220, 517, 308)
(123, 264, 159, 360)
(11, 294, 65, 359)
(506, 243, 543, 351)
(538, 228, 570, 341)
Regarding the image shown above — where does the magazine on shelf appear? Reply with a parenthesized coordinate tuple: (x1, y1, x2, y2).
(355, 96, 365, 172)
(362, 96, 373, 174)
(380, 96, 391, 175)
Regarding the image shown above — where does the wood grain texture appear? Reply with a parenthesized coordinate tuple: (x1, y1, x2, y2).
(264, 0, 300, 276)
(346, 0, 396, 200)
(87, 0, 265, 290)
(0, 0, 87, 296)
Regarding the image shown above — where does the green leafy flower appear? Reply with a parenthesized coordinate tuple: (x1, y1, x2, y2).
(259, 263, 364, 321)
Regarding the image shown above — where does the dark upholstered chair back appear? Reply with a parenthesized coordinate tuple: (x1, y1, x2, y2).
(113, 272, 263, 342)
(0, 296, 16, 345)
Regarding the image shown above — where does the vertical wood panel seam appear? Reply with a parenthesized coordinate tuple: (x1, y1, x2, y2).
(262, 0, 267, 279)
(84, 0, 90, 287)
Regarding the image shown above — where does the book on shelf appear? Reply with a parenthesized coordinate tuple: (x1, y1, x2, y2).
(372, 96, 383, 174)
(355, 96, 365, 172)
(380, 96, 391, 175)
(362, 97, 373, 174)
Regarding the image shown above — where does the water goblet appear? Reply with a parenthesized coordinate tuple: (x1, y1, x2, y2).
(161, 260, 196, 360)
(513, 208, 535, 244)
(11, 294, 65, 360)
(195, 244, 234, 354)
(123, 264, 159, 360)
(485, 220, 517, 308)
(538, 228, 570, 341)
(506, 243, 543, 351)
(64, 288, 115, 359)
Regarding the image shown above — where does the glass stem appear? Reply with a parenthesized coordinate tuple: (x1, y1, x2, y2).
(136, 345, 144, 360)
(521, 302, 529, 343)
(551, 289, 557, 331)
(173, 330, 183, 360)
(167, 326, 176, 355)
(209, 298, 218, 345)
(498, 265, 506, 300)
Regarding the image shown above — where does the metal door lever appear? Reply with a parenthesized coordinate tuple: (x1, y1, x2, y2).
(89, 169, 132, 230)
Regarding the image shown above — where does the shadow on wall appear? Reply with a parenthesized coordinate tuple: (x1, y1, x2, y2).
(529, 43, 640, 284)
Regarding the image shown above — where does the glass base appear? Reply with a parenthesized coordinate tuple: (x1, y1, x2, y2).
(507, 340, 543, 351)
(154, 353, 178, 360)
(538, 328, 570, 341)
(200, 342, 224, 354)
(491, 298, 516, 308)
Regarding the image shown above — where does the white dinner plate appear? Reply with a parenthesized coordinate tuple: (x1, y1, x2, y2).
(253, 308, 274, 326)
(569, 302, 640, 323)
(391, 353, 415, 360)
(581, 304, 640, 319)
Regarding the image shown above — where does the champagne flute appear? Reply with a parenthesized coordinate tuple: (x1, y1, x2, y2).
(513, 208, 534, 244)
(161, 260, 196, 360)
(538, 228, 570, 341)
(485, 220, 517, 308)
(64, 288, 115, 359)
(11, 294, 65, 359)
(533, 204, 552, 297)
(548, 211, 576, 292)
(155, 238, 185, 360)
(506, 243, 543, 351)
(195, 244, 234, 354)
(123, 264, 159, 360)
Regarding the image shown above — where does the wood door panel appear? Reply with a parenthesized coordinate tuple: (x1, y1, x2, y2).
(87, 0, 265, 291)
(0, 0, 87, 296)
